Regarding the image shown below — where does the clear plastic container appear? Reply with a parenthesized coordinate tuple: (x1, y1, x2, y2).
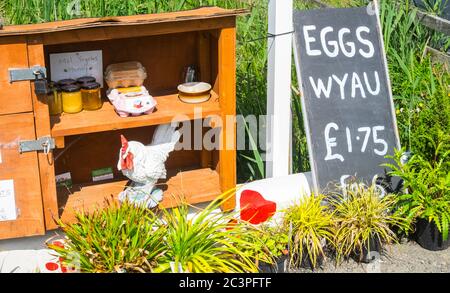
(105, 61, 147, 88)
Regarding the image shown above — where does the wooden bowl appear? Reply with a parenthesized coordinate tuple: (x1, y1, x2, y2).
(178, 82, 212, 104)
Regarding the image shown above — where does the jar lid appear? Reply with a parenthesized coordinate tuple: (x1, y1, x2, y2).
(58, 79, 77, 86)
(49, 81, 62, 92)
(81, 82, 101, 90)
(61, 84, 81, 92)
(77, 76, 96, 84)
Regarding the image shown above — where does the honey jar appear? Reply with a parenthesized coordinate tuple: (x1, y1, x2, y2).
(77, 76, 96, 85)
(61, 84, 83, 114)
(57, 79, 77, 87)
(81, 82, 102, 110)
(47, 83, 63, 115)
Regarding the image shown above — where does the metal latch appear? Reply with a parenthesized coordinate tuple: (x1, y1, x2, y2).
(9, 66, 48, 95)
(19, 136, 55, 154)
(9, 66, 47, 82)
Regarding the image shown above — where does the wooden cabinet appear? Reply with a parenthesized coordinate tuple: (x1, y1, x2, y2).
(0, 7, 244, 239)
(0, 114, 46, 239)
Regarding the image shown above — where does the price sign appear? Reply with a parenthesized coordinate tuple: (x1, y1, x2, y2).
(0, 179, 17, 221)
(293, 4, 400, 192)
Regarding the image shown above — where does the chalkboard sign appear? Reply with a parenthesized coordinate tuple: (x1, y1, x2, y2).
(293, 4, 401, 193)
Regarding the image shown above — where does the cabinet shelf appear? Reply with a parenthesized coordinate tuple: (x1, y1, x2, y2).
(50, 91, 220, 138)
(58, 168, 221, 224)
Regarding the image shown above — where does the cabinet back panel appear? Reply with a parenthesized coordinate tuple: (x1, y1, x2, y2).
(44, 31, 217, 96)
(54, 125, 201, 184)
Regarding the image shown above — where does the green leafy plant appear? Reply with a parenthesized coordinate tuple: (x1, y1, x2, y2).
(154, 190, 260, 273)
(283, 194, 334, 269)
(238, 113, 265, 180)
(330, 183, 408, 263)
(242, 224, 289, 268)
(50, 199, 166, 273)
(385, 136, 450, 241)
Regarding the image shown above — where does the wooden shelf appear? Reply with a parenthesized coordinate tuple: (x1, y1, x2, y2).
(51, 91, 220, 138)
(58, 168, 221, 223)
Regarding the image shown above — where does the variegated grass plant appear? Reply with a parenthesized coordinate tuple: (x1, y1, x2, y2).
(283, 194, 335, 270)
(330, 183, 409, 263)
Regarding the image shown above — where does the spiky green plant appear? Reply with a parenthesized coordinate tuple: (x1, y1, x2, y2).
(155, 189, 260, 273)
(283, 194, 334, 269)
(50, 199, 166, 273)
(330, 183, 408, 263)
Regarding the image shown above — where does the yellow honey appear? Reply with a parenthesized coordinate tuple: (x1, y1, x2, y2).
(61, 84, 83, 114)
(81, 82, 102, 111)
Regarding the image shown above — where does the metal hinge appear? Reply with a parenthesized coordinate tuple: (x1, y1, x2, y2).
(19, 136, 55, 154)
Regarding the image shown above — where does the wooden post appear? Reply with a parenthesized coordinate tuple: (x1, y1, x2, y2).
(266, 0, 293, 178)
(218, 26, 237, 211)
(27, 36, 59, 230)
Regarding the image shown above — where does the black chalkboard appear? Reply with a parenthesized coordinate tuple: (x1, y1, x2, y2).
(293, 5, 401, 193)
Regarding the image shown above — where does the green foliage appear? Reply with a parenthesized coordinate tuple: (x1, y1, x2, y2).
(242, 224, 289, 267)
(283, 194, 334, 269)
(238, 114, 265, 181)
(51, 190, 265, 273)
(385, 138, 450, 241)
(51, 199, 166, 273)
(2, 0, 249, 24)
(381, 0, 450, 157)
(155, 190, 260, 273)
(330, 183, 408, 263)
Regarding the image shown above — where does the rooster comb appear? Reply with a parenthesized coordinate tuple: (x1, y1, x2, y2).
(120, 135, 128, 146)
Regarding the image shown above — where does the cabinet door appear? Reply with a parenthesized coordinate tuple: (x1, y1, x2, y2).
(0, 36, 33, 115)
(0, 113, 45, 239)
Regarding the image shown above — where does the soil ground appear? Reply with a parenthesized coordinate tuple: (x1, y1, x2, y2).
(293, 240, 450, 273)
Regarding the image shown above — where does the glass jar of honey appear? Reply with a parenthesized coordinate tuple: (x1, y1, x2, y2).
(61, 84, 83, 114)
(77, 76, 96, 85)
(81, 82, 102, 110)
(47, 83, 63, 115)
(57, 79, 77, 87)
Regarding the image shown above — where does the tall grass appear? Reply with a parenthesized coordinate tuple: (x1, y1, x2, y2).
(2, 0, 249, 24)
(380, 0, 450, 158)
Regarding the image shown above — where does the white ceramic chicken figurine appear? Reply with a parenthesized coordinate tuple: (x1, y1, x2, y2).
(117, 123, 181, 208)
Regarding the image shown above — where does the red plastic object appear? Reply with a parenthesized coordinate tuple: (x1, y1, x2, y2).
(240, 189, 276, 225)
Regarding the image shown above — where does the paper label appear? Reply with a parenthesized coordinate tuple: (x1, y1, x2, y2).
(56, 172, 73, 188)
(0, 179, 17, 221)
(50, 50, 103, 87)
(92, 167, 114, 182)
